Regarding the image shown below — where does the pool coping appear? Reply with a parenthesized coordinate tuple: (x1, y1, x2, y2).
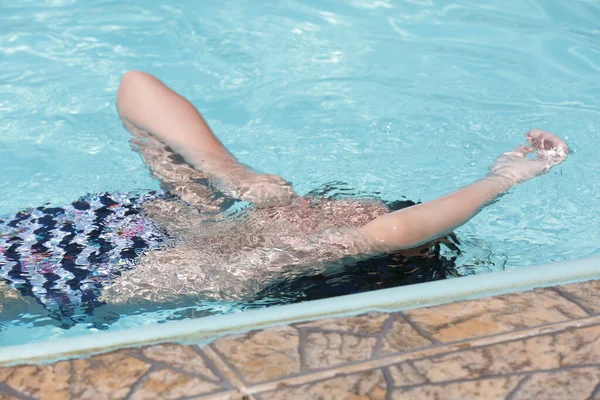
(1, 255, 599, 367)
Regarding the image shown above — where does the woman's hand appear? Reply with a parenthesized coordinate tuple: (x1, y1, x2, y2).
(223, 168, 297, 208)
(488, 129, 570, 185)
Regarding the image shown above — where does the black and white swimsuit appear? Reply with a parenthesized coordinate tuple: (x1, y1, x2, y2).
(0, 191, 168, 327)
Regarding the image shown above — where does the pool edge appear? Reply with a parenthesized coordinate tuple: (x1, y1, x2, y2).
(1, 256, 599, 366)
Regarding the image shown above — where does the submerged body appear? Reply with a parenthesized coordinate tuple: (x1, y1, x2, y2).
(0, 188, 424, 322)
(104, 194, 399, 304)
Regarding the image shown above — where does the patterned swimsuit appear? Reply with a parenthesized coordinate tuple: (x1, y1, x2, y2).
(0, 191, 169, 328)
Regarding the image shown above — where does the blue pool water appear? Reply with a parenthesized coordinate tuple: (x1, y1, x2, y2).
(1, 0, 599, 346)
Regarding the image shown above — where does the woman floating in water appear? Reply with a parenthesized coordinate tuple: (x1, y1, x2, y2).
(0, 71, 569, 328)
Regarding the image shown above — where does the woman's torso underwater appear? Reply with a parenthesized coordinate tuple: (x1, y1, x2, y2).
(0, 190, 458, 328)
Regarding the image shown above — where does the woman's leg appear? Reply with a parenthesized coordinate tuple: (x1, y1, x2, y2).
(0, 281, 56, 326)
(117, 71, 296, 208)
(128, 122, 233, 212)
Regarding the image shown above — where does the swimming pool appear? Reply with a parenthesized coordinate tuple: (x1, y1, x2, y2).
(1, 0, 599, 347)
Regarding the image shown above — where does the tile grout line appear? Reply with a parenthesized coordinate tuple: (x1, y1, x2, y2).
(123, 363, 157, 400)
(128, 350, 223, 386)
(372, 313, 399, 358)
(586, 380, 600, 400)
(381, 367, 394, 400)
(190, 345, 238, 391)
(0, 381, 37, 400)
(505, 374, 532, 400)
(399, 312, 440, 345)
(241, 315, 600, 395)
(551, 286, 595, 316)
(297, 327, 309, 373)
(202, 345, 252, 396)
(67, 358, 76, 399)
(207, 342, 255, 386)
(250, 363, 600, 397)
(394, 364, 600, 392)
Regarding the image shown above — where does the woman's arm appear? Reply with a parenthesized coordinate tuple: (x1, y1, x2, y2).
(116, 71, 296, 207)
(358, 175, 511, 252)
(357, 130, 570, 253)
(117, 71, 238, 175)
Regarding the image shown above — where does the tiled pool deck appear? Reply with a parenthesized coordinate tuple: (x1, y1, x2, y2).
(0, 279, 598, 399)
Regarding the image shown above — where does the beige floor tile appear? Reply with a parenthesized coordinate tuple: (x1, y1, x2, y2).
(260, 369, 387, 400)
(379, 316, 433, 355)
(1, 362, 71, 400)
(558, 280, 600, 315)
(141, 344, 220, 381)
(129, 368, 223, 400)
(212, 326, 300, 384)
(512, 366, 600, 400)
(250, 318, 600, 396)
(391, 324, 600, 385)
(404, 288, 589, 342)
(305, 332, 378, 369)
(296, 313, 391, 335)
(391, 376, 521, 400)
(70, 351, 151, 399)
(0, 369, 13, 384)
